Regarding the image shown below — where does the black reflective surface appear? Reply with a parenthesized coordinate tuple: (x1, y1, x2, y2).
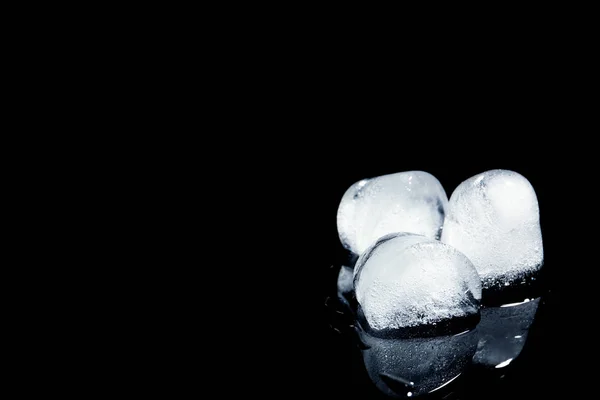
(325, 261, 552, 399)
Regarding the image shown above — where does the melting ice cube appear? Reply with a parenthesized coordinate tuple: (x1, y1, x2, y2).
(441, 169, 544, 289)
(353, 233, 481, 332)
(337, 171, 448, 256)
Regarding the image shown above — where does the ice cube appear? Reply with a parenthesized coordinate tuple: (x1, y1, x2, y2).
(353, 233, 481, 332)
(337, 171, 448, 256)
(441, 170, 543, 289)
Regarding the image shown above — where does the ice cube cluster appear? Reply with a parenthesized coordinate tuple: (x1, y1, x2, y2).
(337, 169, 543, 332)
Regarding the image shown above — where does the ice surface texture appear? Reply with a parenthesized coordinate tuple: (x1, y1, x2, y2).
(441, 170, 543, 289)
(337, 171, 448, 255)
(354, 233, 481, 331)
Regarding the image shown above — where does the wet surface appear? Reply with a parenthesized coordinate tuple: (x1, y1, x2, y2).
(324, 261, 552, 399)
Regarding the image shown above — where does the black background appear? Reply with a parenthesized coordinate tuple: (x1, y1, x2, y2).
(194, 28, 597, 395)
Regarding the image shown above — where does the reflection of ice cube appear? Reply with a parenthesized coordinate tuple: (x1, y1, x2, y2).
(358, 328, 479, 397)
(473, 298, 540, 368)
(337, 171, 448, 255)
(353, 233, 481, 332)
(441, 169, 543, 288)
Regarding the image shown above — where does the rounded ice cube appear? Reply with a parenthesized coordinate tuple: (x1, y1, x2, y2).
(441, 169, 543, 289)
(337, 171, 449, 255)
(353, 233, 482, 332)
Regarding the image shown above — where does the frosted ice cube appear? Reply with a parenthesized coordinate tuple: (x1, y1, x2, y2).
(354, 233, 481, 331)
(441, 170, 543, 288)
(337, 171, 448, 255)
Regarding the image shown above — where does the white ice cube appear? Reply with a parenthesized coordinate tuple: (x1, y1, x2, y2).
(337, 171, 448, 255)
(354, 233, 481, 331)
(441, 169, 543, 288)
